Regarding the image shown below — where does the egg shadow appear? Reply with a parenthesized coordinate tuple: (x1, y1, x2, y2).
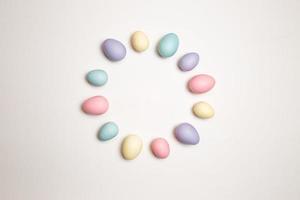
(118, 137, 126, 161)
(95, 126, 101, 142)
(185, 80, 193, 93)
(99, 42, 107, 59)
(155, 41, 168, 59)
(176, 58, 182, 72)
(148, 139, 155, 158)
(128, 32, 134, 52)
(79, 100, 86, 115)
(172, 127, 178, 142)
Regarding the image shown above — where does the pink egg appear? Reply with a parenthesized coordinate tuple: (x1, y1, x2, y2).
(150, 138, 170, 159)
(82, 96, 109, 115)
(188, 74, 215, 94)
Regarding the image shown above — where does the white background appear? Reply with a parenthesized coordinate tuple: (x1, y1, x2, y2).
(0, 0, 299, 199)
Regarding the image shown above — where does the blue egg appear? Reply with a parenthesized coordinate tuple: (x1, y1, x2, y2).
(86, 69, 108, 86)
(98, 122, 119, 141)
(158, 33, 179, 58)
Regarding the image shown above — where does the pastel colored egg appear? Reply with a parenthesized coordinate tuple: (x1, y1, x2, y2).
(158, 33, 179, 58)
(178, 52, 199, 71)
(121, 135, 143, 160)
(98, 122, 119, 141)
(82, 96, 109, 115)
(131, 31, 149, 52)
(188, 74, 215, 94)
(192, 102, 214, 119)
(86, 69, 108, 86)
(102, 39, 126, 61)
(150, 138, 170, 159)
(174, 123, 199, 145)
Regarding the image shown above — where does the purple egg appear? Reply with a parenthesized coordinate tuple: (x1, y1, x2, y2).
(178, 52, 199, 71)
(174, 123, 200, 145)
(102, 39, 126, 61)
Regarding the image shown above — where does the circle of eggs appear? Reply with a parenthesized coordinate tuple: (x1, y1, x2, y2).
(82, 31, 216, 161)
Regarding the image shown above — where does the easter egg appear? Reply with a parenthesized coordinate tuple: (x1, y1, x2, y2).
(102, 39, 126, 61)
(131, 31, 149, 52)
(158, 33, 179, 58)
(86, 69, 108, 86)
(150, 138, 170, 159)
(98, 122, 119, 141)
(178, 52, 199, 71)
(174, 123, 199, 145)
(121, 135, 143, 160)
(188, 74, 215, 94)
(82, 96, 109, 115)
(192, 102, 214, 119)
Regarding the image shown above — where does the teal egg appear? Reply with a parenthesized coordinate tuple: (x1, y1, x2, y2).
(158, 33, 179, 58)
(98, 122, 119, 141)
(86, 69, 108, 86)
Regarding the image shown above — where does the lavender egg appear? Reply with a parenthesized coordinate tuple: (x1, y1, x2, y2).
(102, 39, 126, 61)
(178, 52, 199, 71)
(174, 123, 199, 145)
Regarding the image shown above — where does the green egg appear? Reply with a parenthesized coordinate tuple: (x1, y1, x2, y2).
(158, 33, 179, 58)
(86, 69, 108, 86)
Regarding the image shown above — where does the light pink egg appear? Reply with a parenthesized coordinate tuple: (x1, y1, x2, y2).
(188, 74, 215, 94)
(82, 96, 109, 115)
(150, 138, 170, 159)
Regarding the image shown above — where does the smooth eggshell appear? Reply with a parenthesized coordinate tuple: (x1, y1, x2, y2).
(178, 52, 199, 71)
(158, 33, 179, 58)
(174, 123, 199, 145)
(121, 135, 143, 160)
(98, 122, 119, 141)
(150, 138, 170, 159)
(188, 74, 215, 94)
(82, 96, 109, 115)
(192, 102, 214, 119)
(102, 39, 126, 61)
(131, 31, 149, 52)
(86, 69, 108, 86)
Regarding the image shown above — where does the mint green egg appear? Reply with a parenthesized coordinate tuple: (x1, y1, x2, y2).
(158, 33, 179, 58)
(86, 69, 108, 86)
(98, 122, 119, 141)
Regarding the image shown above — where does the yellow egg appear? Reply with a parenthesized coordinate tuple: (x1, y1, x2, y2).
(130, 31, 149, 52)
(121, 135, 143, 160)
(192, 102, 214, 119)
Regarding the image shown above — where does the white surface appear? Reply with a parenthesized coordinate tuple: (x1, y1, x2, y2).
(0, 0, 300, 199)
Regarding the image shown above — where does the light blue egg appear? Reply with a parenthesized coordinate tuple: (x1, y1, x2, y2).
(98, 122, 119, 141)
(86, 69, 108, 86)
(158, 33, 179, 58)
